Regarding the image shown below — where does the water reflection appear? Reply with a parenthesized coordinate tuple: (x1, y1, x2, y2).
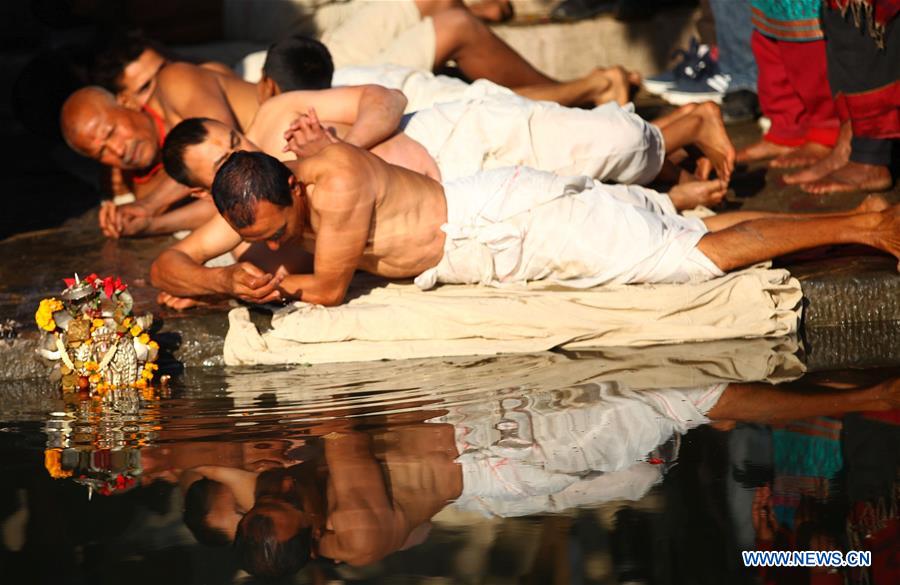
(0, 338, 898, 584)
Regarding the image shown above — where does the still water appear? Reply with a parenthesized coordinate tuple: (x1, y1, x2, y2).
(0, 339, 897, 584)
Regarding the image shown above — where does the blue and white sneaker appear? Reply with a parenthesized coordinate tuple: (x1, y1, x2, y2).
(662, 72, 730, 105)
(643, 38, 708, 96)
(660, 46, 729, 105)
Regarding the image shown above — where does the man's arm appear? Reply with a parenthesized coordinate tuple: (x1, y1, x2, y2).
(102, 171, 196, 238)
(122, 199, 219, 237)
(149, 214, 282, 303)
(277, 163, 374, 306)
(258, 85, 407, 151)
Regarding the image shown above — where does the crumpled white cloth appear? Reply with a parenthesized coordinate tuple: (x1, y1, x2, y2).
(415, 167, 721, 291)
(223, 266, 802, 366)
(404, 96, 665, 184)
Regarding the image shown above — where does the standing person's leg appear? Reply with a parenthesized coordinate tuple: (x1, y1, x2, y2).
(708, 0, 759, 121)
(799, 7, 897, 193)
(769, 37, 840, 168)
(737, 31, 808, 163)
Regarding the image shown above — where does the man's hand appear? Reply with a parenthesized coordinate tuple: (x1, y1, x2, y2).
(283, 107, 339, 159)
(223, 262, 285, 304)
(99, 201, 152, 239)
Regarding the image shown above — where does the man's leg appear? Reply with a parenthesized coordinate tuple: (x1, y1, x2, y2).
(431, 8, 637, 107)
(736, 32, 807, 163)
(696, 204, 900, 273)
(794, 6, 897, 193)
(432, 8, 552, 87)
(656, 102, 736, 182)
(700, 194, 889, 231)
(769, 37, 840, 168)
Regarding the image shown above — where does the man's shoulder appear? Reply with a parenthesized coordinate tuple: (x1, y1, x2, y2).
(157, 62, 217, 93)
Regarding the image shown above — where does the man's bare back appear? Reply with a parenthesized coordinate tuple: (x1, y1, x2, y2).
(250, 91, 441, 180)
(149, 61, 260, 131)
(290, 143, 447, 280)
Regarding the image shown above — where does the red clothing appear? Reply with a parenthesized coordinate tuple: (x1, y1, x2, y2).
(130, 104, 167, 185)
(752, 31, 841, 147)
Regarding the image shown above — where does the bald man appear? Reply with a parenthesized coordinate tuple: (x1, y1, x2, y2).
(60, 84, 406, 238)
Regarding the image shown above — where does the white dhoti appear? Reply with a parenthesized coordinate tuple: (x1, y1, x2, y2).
(404, 95, 666, 184)
(415, 167, 723, 291)
(334, 64, 516, 113)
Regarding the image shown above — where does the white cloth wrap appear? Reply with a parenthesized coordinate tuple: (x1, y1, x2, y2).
(334, 64, 516, 113)
(449, 382, 727, 516)
(414, 167, 723, 291)
(404, 96, 665, 184)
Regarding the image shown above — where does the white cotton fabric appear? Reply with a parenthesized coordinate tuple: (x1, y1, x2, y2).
(222, 267, 802, 365)
(334, 64, 517, 113)
(448, 383, 726, 515)
(415, 167, 721, 291)
(404, 96, 666, 184)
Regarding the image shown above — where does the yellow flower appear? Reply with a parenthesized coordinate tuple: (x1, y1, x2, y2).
(145, 362, 159, 371)
(129, 324, 142, 337)
(133, 379, 148, 389)
(92, 318, 105, 329)
(84, 361, 100, 372)
(148, 341, 159, 350)
(138, 333, 150, 345)
(121, 317, 133, 328)
(141, 369, 154, 380)
(44, 449, 72, 479)
(88, 373, 102, 384)
(35, 298, 63, 332)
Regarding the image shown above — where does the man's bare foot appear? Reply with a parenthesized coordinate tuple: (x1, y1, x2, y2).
(735, 139, 795, 164)
(783, 122, 851, 185)
(669, 179, 728, 210)
(695, 157, 713, 180)
(586, 66, 635, 106)
(693, 102, 736, 183)
(873, 204, 900, 270)
(157, 291, 209, 311)
(855, 193, 891, 214)
(770, 142, 831, 169)
(467, 0, 513, 22)
(802, 161, 892, 195)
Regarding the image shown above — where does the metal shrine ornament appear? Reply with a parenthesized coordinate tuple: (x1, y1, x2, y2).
(35, 274, 159, 393)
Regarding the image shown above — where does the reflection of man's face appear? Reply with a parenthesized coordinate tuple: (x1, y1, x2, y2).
(70, 101, 160, 170)
(184, 120, 258, 189)
(119, 48, 165, 108)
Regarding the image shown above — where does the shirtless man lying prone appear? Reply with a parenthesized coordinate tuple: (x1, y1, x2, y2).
(150, 143, 900, 308)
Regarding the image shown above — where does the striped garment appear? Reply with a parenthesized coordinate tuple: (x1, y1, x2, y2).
(751, 0, 824, 41)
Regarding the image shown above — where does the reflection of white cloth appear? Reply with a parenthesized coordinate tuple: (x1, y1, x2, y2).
(405, 97, 665, 184)
(448, 383, 726, 516)
(415, 167, 722, 291)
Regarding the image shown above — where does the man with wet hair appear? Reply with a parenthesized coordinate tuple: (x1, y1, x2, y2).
(155, 145, 900, 308)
